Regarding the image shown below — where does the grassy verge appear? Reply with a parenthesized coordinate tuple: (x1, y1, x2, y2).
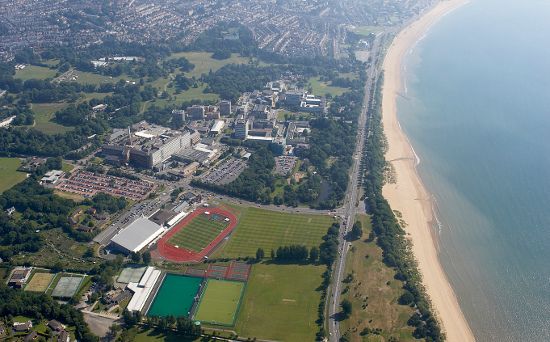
(0, 157, 27, 193)
(340, 214, 417, 341)
(236, 263, 324, 341)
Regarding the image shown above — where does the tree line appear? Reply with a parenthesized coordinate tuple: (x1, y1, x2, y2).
(363, 74, 443, 341)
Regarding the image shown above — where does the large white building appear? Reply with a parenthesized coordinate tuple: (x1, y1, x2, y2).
(110, 217, 164, 254)
(126, 266, 162, 313)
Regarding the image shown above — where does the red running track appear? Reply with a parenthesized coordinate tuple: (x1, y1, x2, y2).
(156, 207, 237, 263)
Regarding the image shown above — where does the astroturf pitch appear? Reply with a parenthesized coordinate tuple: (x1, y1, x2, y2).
(147, 274, 203, 317)
(194, 279, 245, 326)
(167, 214, 229, 252)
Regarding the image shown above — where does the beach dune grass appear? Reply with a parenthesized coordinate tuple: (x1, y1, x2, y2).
(194, 279, 244, 325)
(218, 207, 334, 258)
(340, 214, 416, 341)
(236, 263, 324, 341)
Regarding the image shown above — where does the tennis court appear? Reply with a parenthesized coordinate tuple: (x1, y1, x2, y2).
(117, 267, 147, 284)
(167, 213, 229, 252)
(194, 279, 245, 326)
(147, 274, 203, 317)
(24, 272, 55, 292)
(51, 275, 84, 298)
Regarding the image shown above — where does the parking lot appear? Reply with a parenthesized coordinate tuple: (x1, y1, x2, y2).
(200, 158, 247, 185)
(274, 156, 297, 176)
(56, 170, 154, 201)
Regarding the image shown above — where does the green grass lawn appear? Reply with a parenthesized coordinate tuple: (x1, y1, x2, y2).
(168, 52, 250, 78)
(132, 327, 200, 342)
(308, 76, 349, 97)
(339, 214, 417, 342)
(351, 25, 384, 36)
(168, 214, 229, 252)
(30, 103, 72, 134)
(194, 279, 244, 325)
(236, 263, 324, 341)
(218, 206, 334, 258)
(15, 65, 57, 80)
(0, 157, 27, 193)
(73, 71, 134, 85)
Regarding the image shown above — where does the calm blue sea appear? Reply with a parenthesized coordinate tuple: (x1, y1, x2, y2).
(397, 0, 550, 340)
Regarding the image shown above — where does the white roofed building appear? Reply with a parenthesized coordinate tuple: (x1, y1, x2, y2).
(110, 217, 164, 254)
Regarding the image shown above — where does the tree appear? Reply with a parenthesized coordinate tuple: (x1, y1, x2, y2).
(309, 246, 319, 263)
(341, 299, 352, 318)
(130, 252, 141, 263)
(255, 248, 265, 261)
(351, 221, 363, 240)
(398, 291, 415, 306)
(142, 251, 151, 265)
(270, 249, 275, 259)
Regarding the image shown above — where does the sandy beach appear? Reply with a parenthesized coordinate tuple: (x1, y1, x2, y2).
(381, 0, 475, 341)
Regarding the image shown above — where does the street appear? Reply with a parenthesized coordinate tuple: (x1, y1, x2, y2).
(327, 33, 385, 342)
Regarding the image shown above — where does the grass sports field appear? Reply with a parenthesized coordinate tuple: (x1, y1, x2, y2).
(147, 275, 202, 317)
(167, 213, 229, 252)
(236, 263, 324, 341)
(15, 65, 57, 80)
(0, 158, 27, 193)
(24, 272, 55, 292)
(308, 76, 349, 97)
(218, 207, 334, 258)
(194, 279, 244, 326)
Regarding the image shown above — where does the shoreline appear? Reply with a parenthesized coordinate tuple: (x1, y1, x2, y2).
(381, 1, 475, 341)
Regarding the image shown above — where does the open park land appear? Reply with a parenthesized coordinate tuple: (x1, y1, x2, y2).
(217, 206, 334, 258)
(236, 263, 324, 341)
(0, 157, 27, 193)
(381, 0, 474, 340)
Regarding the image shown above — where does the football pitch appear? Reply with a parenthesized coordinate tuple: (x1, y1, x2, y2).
(219, 207, 334, 258)
(194, 279, 244, 326)
(24, 272, 55, 292)
(236, 264, 324, 341)
(167, 214, 229, 252)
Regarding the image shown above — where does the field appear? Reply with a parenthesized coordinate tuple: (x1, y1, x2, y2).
(30, 103, 72, 134)
(168, 52, 250, 78)
(308, 76, 349, 97)
(194, 279, 244, 326)
(0, 158, 27, 193)
(167, 213, 229, 252)
(51, 274, 85, 298)
(24, 272, 55, 292)
(236, 263, 324, 341)
(147, 274, 203, 317)
(351, 25, 384, 36)
(15, 65, 57, 80)
(218, 207, 334, 258)
(340, 214, 417, 341)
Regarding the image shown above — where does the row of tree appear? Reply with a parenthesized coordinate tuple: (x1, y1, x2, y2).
(363, 74, 443, 341)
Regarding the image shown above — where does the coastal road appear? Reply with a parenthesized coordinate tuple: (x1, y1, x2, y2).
(327, 33, 385, 342)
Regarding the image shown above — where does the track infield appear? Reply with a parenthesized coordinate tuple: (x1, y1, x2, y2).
(157, 207, 237, 262)
(194, 279, 245, 326)
(24, 272, 55, 292)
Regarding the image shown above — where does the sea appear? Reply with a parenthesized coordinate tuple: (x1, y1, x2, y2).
(397, 0, 550, 340)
